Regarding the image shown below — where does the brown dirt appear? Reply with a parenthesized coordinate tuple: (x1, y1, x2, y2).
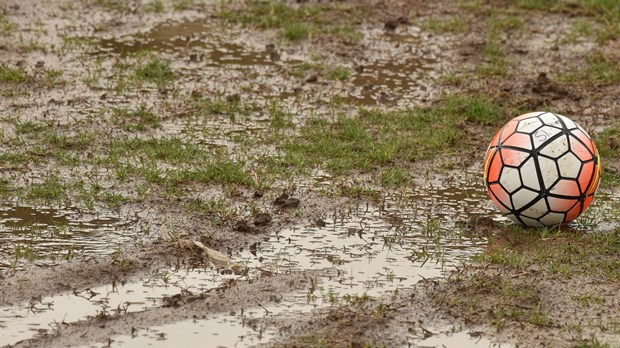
(1, 0, 619, 347)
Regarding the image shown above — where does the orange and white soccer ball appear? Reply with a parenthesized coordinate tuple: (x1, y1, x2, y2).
(483, 112, 602, 226)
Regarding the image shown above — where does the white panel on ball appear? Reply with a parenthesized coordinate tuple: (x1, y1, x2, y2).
(557, 115, 577, 130)
(538, 157, 559, 190)
(499, 167, 522, 193)
(520, 157, 540, 191)
(521, 198, 548, 219)
(517, 118, 543, 133)
(532, 126, 562, 149)
(511, 187, 538, 210)
(558, 152, 581, 179)
(521, 216, 542, 226)
(540, 212, 565, 225)
(538, 113, 562, 128)
(539, 135, 569, 158)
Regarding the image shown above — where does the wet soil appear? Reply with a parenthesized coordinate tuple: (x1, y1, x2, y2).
(0, 0, 619, 347)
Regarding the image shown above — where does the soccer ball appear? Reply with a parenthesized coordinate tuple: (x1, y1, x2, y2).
(483, 112, 602, 226)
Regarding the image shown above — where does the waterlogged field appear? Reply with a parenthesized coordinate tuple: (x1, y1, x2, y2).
(0, 0, 619, 347)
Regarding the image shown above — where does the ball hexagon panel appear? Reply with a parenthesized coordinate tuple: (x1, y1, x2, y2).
(548, 197, 579, 213)
(537, 156, 560, 190)
(557, 115, 578, 130)
(488, 183, 512, 213)
(521, 198, 548, 219)
(540, 212, 565, 225)
(539, 135, 569, 158)
(583, 195, 595, 212)
(532, 126, 562, 149)
(572, 129, 595, 154)
(566, 202, 582, 222)
(511, 187, 539, 211)
(501, 148, 530, 167)
(520, 216, 542, 226)
(517, 117, 543, 134)
(519, 157, 540, 191)
(489, 129, 502, 148)
(503, 132, 533, 150)
(499, 166, 522, 193)
(485, 148, 502, 183)
(513, 112, 545, 121)
(499, 120, 519, 143)
(550, 179, 580, 196)
(539, 112, 563, 128)
(569, 134, 594, 162)
(578, 161, 595, 194)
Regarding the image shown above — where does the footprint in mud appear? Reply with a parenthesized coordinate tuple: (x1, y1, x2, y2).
(234, 220, 258, 233)
(253, 212, 271, 226)
(234, 213, 272, 233)
(274, 192, 300, 209)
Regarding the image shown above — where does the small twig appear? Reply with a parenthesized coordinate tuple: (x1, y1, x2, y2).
(257, 302, 270, 315)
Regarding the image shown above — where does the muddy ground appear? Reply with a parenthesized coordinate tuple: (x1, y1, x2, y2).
(0, 0, 619, 347)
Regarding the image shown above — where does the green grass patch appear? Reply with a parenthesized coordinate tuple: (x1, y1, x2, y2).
(221, 1, 360, 42)
(476, 15, 523, 78)
(108, 137, 254, 187)
(596, 121, 620, 159)
(15, 121, 46, 136)
(422, 16, 470, 33)
(173, 0, 194, 11)
(134, 58, 174, 85)
(327, 67, 351, 82)
(560, 52, 620, 85)
(270, 95, 503, 175)
(190, 95, 259, 121)
(515, 0, 620, 40)
(0, 15, 18, 35)
(44, 69, 65, 88)
(46, 130, 95, 152)
(291, 62, 322, 78)
(283, 22, 309, 41)
(380, 167, 411, 187)
(473, 226, 620, 281)
(27, 176, 68, 204)
(221, 1, 322, 29)
(112, 103, 160, 131)
(574, 336, 613, 348)
(142, 0, 165, 13)
(0, 65, 28, 83)
(0, 152, 28, 167)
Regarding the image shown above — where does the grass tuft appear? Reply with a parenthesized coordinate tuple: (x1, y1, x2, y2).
(112, 104, 160, 131)
(0, 65, 28, 83)
(134, 58, 174, 85)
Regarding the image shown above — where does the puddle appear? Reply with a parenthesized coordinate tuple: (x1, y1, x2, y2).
(244, 182, 491, 298)
(348, 56, 437, 106)
(0, 267, 236, 346)
(95, 19, 212, 56)
(1, 171, 617, 347)
(94, 19, 274, 67)
(0, 205, 136, 269)
(90, 317, 271, 348)
(99, 174, 501, 347)
(416, 330, 511, 348)
(91, 18, 439, 106)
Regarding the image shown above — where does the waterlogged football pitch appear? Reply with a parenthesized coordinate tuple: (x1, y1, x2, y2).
(0, 0, 619, 347)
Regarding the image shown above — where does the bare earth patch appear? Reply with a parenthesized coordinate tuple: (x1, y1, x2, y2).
(0, 0, 619, 347)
